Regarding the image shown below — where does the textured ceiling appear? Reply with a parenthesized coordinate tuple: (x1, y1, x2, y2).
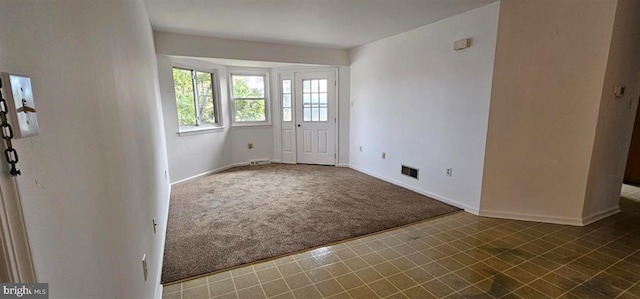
(144, 0, 498, 49)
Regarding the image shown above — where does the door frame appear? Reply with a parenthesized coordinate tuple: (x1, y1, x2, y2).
(275, 67, 339, 166)
(0, 176, 37, 282)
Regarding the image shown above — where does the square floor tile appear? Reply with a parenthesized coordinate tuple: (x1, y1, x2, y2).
(232, 272, 260, 290)
(315, 279, 345, 297)
(283, 273, 312, 290)
(237, 285, 265, 299)
(292, 285, 323, 299)
(335, 272, 365, 291)
(208, 278, 235, 297)
(368, 279, 400, 297)
(387, 273, 418, 291)
(347, 285, 378, 298)
(183, 285, 209, 299)
(262, 278, 289, 297)
(421, 279, 455, 298)
(277, 262, 303, 277)
(355, 267, 383, 283)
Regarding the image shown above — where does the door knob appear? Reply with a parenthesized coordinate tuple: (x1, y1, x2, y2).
(297, 124, 301, 127)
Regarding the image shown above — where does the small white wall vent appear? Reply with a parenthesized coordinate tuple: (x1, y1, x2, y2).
(454, 38, 471, 51)
(250, 159, 271, 166)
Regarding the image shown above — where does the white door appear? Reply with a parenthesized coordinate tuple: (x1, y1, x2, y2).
(295, 71, 336, 165)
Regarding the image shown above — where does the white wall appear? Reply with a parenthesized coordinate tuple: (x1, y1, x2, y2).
(231, 127, 274, 164)
(154, 32, 349, 66)
(0, 0, 169, 298)
(583, 0, 640, 221)
(157, 56, 233, 183)
(480, 0, 618, 225)
(348, 2, 499, 212)
(338, 66, 351, 166)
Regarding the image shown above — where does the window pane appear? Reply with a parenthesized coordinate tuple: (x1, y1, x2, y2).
(283, 108, 292, 122)
(303, 94, 311, 104)
(303, 108, 311, 121)
(311, 80, 319, 92)
(312, 93, 319, 105)
(312, 107, 319, 121)
(173, 68, 196, 127)
(319, 93, 327, 105)
(282, 80, 291, 94)
(195, 71, 216, 124)
(232, 75, 264, 98)
(283, 94, 291, 108)
(320, 108, 328, 121)
(319, 79, 328, 92)
(303, 80, 310, 92)
(235, 99, 266, 122)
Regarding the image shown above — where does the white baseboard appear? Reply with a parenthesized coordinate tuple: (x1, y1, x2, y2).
(479, 204, 621, 226)
(478, 209, 584, 226)
(171, 160, 280, 186)
(231, 162, 250, 167)
(171, 165, 237, 186)
(337, 163, 350, 167)
(348, 165, 479, 214)
(582, 206, 620, 226)
(271, 159, 282, 163)
(155, 183, 171, 299)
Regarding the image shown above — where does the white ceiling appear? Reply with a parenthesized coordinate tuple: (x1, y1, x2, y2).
(144, 0, 498, 49)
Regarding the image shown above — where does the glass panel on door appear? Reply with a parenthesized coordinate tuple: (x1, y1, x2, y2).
(302, 79, 328, 122)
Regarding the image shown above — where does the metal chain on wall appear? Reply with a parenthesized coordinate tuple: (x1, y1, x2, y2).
(0, 78, 21, 176)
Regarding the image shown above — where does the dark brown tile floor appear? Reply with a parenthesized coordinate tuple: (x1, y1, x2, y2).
(162, 185, 640, 298)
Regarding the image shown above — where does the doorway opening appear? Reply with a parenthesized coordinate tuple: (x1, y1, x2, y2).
(279, 68, 339, 166)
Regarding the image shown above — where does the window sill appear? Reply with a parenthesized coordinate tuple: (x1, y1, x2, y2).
(231, 122, 272, 129)
(177, 126, 225, 136)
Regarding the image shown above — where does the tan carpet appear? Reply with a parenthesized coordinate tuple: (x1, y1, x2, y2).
(161, 164, 460, 283)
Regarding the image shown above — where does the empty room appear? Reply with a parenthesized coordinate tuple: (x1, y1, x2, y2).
(0, 0, 639, 299)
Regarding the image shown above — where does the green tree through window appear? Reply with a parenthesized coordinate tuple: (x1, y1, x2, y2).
(232, 75, 267, 122)
(172, 68, 218, 128)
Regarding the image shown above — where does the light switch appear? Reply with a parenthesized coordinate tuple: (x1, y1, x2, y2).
(1, 73, 39, 138)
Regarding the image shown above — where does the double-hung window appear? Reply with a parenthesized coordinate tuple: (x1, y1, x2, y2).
(230, 72, 270, 126)
(172, 67, 220, 132)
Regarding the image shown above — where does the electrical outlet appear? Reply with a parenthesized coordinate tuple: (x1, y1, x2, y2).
(248, 142, 253, 149)
(446, 168, 453, 177)
(359, 146, 363, 152)
(615, 85, 626, 97)
(142, 254, 148, 281)
(382, 152, 386, 159)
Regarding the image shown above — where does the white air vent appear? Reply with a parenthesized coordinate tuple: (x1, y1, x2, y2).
(250, 159, 271, 166)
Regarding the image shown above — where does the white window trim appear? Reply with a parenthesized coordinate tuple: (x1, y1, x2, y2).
(177, 125, 225, 136)
(172, 62, 224, 135)
(229, 68, 271, 127)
